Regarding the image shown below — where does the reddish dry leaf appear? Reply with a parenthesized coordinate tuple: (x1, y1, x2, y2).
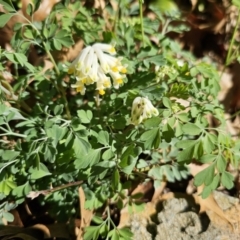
(77, 187, 94, 240)
(21, 0, 61, 21)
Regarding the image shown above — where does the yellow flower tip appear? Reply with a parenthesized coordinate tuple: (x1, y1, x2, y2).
(77, 86, 83, 93)
(117, 78, 123, 84)
(121, 68, 127, 74)
(111, 66, 119, 72)
(110, 46, 116, 54)
(103, 81, 111, 88)
(68, 68, 74, 74)
(99, 89, 105, 95)
(82, 78, 87, 84)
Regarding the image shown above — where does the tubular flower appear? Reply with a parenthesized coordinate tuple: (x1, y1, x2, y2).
(69, 43, 127, 95)
(131, 97, 159, 125)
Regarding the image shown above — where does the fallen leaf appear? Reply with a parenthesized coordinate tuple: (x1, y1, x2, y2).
(77, 187, 94, 240)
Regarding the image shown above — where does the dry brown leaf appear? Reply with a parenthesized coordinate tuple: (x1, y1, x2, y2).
(27, 190, 48, 200)
(118, 181, 156, 228)
(9, 210, 24, 227)
(77, 187, 94, 240)
(151, 181, 167, 203)
(31, 224, 51, 238)
(193, 186, 233, 229)
(118, 202, 156, 229)
(21, 0, 61, 21)
(189, 163, 234, 229)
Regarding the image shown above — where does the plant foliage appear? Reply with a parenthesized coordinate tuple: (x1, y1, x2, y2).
(0, 0, 239, 239)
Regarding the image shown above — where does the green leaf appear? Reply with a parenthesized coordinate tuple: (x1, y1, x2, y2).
(221, 171, 234, 190)
(182, 123, 202, 135)
(177, 145, 194, 163)
(102, 149, 114, 160)
(26, 3, 34, 16)
(0, 178, 16, 195)
(201, 185, 212, 199)
(194, 141, 204, 159)
(172, 165, 181, 181)
(30, 163, 51, 180)
(216, 155, 227, 173)
(98, 131, 109, 146)
(194, 164, 215, 186)
(140, 127, 160, 149)
(136, 159, 149, 169)
(46, 125, 66, 147)
(0, 104, 7, 114)
(53, 39, 62, 50)
(143, 117, 161, 128)
(74, 149, 101, 169)
(190, 106, 199, 118)
(84, 226, 99, 240)
(74, 157, 89, 169)
(0, 13, 15, 27)
(65, 132, 74, 147)
(121, 156, 137, 175)
(177, 113, 189, 122)
(211, 174, 220, 190)
(87, 149, 101, 167)
(202, 134, 216, 154)
(44, 144, 56, 163)
(54, 104, 64, 115)
(12, 182, 31, 197)
(199, 154, 216, 164)
(48, 23, 58, 38)
(73, 136, 90, 156)
(119, 228, 133, 239)
(92, 216, 103, 224)
(175, 140, 196, 149)
(2, 150, 20, 161)
(233, 0, 240, 8)
(163, 165, 175, 182)
(2, 212, 14, 222)
(120, 145, 141, 174)
(143, 55, 165, 67)
(162, 123, 174, 142)
(162, 97, 172, 109)
(14, 53, 35, 72)
(77, 110, 93, 124)
(112, 229, 120, 240)
(175, 122, 183, 137)
(0, 1, 15, 12)
(6, 112, 15, 122)
(52, 30, 74, 49)
(204, 164, 215, 186)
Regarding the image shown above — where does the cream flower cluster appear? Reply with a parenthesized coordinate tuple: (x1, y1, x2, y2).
(68, 43, 127, 95)
(131, 97, 159, 125)
(155, 65, 177, 82)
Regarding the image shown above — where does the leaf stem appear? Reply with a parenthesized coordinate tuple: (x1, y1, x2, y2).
(139, 0, 145, 45)
(15, 12, 72, 119)
(225, 9, 240, 66)
(0, 132, 27, 138)
(42, 45, 71, 120)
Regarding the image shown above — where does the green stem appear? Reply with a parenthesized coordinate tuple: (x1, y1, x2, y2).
(42, 45, 71, 120)
(16, 12, 72, 119)
(0, 132, 27, 138)
(225, 9, 240, 66)
(114, 0, 121, 33)
(139, 0, 145, 45)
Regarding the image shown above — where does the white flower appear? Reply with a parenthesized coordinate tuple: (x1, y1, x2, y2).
(69, 43, 127, 95)
(131, 97, 159, 125)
